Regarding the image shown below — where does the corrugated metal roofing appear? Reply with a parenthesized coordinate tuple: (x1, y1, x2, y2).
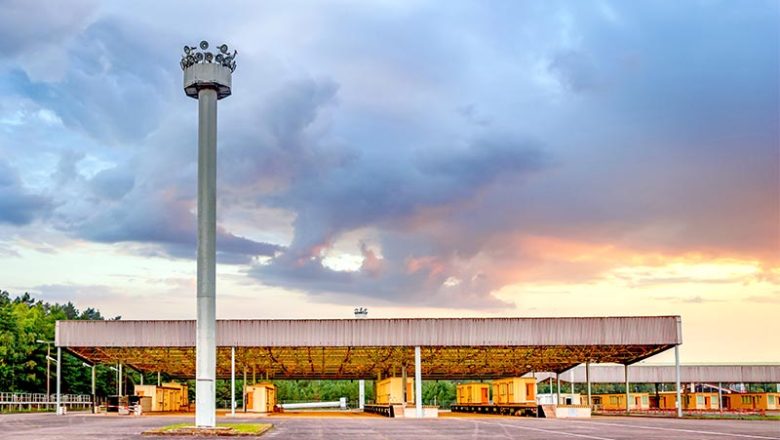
(535, 364, 780, 383)
(56, 316, 681, 348)
(56, 317, 684, 379)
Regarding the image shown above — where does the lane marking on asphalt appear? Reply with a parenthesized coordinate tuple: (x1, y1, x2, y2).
(566, 420, 780, 440)
(470, 419, 618, 440)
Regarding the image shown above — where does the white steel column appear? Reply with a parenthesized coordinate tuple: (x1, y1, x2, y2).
(157, 371, 161, 386)
(231, 347, 236, 417)
(414, 346, 422, 418)
(243, 366, 247, 412)
(359, 379, 365, 410)
(718, 382, 723, 412)
(675, 345, 682, 418)
(401, 364, 407, 403)
(56, 347, 61, 415)
(624, 364, 630, 413)
(195, 85, 218, 428)
(119, 363, 123, 396)
(91, 365, 96, 413)
(586, 361, 592, 407)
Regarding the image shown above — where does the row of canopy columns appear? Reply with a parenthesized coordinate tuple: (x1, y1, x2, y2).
(552, 346, 683, 418)
(223, 346, 428, 417)
(52, 344, 683, 419)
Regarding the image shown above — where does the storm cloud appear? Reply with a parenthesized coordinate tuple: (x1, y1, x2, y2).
(0, 0, 777, 309)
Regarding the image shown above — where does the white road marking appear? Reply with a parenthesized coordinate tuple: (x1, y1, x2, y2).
(470, 419, 618, 440)
(568, 420, 780, 439)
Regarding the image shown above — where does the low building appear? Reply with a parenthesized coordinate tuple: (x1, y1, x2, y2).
(376, 377, 414, 405)
(654, 391, 718, 410)
(246, 382, 276, 413)
(724, 393, 779, 411)
(133, 382, 188, 412)
(592, 393, 650, 411)
(456, 383, 490, 405)
(491, 377, 536, 405)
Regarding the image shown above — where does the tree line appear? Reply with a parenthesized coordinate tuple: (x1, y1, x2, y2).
(0, 290, 120, 396)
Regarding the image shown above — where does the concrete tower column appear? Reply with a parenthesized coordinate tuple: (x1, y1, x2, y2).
(182, 41, 236, 428)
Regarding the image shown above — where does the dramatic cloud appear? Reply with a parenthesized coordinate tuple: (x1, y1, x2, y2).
(0, 160, 51, 225)
(0, 0, 777, 311)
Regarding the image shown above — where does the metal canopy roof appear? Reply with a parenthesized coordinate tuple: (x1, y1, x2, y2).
(535, 364, 780, 384)
(56, 316, 681, 380)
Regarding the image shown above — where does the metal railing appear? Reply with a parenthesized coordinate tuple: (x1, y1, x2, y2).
(0, 392, 93, 410)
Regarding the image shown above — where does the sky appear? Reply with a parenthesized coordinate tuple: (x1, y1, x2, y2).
(0, 0, 778, 364)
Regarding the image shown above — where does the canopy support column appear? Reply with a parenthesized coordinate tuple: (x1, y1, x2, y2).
(556, 373, 561, 405)
(586, 361, 592, 407)
(414, 346, 422, 418)
(718, 381, 723, 412)
(675, 344, 682, 418)
(231, 346, 236, 417)
(401, 364, 407, 404)
(243, 366, 247, 412)
(359, 379, 365, 410)
(56, 347, 62, 415)
(91, 365, 96, 414)
(624, 364, 630, 413)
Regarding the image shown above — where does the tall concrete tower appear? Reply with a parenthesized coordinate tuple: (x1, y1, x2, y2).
(181, 41, 236, 428)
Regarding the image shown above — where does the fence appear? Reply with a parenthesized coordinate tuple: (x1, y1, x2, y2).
(0, 392, 93, 412)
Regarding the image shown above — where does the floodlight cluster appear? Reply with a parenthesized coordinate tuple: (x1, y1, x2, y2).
(180, 40, 237, 72)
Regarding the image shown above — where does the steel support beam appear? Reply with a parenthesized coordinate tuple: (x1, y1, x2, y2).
(414, 346, 422, 418)
(624, 364, 630, 413)
(91, 365, 96, 413)
(231, 347, 236, 417)
(586, 361, 592, 407)
(359, 379, 365, 410)
(556, 373, 561, 405)
(401, 364, 407, 403)
(718, 381, 723, 412)
(675, 344, 682, 418)
(56, 347, 61, 415)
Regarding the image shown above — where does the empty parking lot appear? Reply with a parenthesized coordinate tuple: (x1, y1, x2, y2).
(0, 413, 778, 439)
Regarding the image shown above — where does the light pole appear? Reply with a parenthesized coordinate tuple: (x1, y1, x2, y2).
(181, 40, 236, 428)
(36, 340, 54, 404)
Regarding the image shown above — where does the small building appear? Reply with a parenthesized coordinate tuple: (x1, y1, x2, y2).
(491, 377, 536, 405)
(654, 392, 718, 410)
(133, 382, 188, 412)
(376, 377, 415, 405)
(246, 382, 276, 413)
(456, 383, 490, 405)
(592, 393, 650, 411)
(724, 393, 779, 411)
